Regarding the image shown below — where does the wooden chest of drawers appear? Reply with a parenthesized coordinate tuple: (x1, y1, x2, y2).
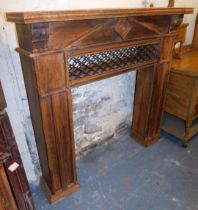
(0, 82, 35, 210)
(162, 50, 198, 145)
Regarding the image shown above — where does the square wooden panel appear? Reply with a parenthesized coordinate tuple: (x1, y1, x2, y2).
(164, 72, 194, 120)
(35, 53, 66, 96)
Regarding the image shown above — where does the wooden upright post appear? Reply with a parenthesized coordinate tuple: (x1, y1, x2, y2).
(193, 14, 198, 47)
(168, 0, 175, 7)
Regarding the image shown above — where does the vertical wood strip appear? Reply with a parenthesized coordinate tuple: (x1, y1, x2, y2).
(67, 88, 78, 183)
(0, 165, 18, 210)
(40, 97, 62, 193)
(132, 66, 155, 141)
(147, 63, 170, 138)
(52, 92, 74, 188)
(20, 55, 51, 186)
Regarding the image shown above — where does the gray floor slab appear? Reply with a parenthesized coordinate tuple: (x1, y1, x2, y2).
(32, 129, 198, 210)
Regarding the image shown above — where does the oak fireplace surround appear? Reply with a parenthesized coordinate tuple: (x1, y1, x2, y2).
(6, 8, 193, 204)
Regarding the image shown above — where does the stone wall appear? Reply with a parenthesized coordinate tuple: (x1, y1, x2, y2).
(72, 72, 136, 156)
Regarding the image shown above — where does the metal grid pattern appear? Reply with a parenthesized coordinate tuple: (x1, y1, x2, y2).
(68, 44, 159, 81)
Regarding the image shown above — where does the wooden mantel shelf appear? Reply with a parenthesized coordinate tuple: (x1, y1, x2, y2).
(6, 8, 193, 204)
(6, 8, 193, 23)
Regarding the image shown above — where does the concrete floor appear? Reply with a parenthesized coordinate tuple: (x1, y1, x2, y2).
(32, 130, 198, 210)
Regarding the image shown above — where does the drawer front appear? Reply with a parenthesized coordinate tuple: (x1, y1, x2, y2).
(193, 92, 198, 118)
(164, 72, 193, 120)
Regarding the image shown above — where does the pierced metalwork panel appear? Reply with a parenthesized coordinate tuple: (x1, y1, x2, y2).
(68, 44, 159, 81)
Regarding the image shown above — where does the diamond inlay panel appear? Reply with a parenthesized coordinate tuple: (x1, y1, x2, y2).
(68, 44, 159, 81)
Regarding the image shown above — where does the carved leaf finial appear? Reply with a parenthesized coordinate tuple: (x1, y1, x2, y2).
(170, 15, 184, 31)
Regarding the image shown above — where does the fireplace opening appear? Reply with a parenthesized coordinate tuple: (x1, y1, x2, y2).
(71, 71, 137, 157)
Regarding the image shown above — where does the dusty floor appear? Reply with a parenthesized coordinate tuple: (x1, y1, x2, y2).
(32, 129, 198, 210)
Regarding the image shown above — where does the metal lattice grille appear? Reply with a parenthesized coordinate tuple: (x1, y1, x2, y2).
(68, 44, 159, 81)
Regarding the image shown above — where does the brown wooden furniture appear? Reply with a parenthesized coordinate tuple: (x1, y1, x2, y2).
(173, 23, 189, 58)
(193, 14, 198, 47)
(6, 8, 193, 204)
(168, 0, 175, 7)
(0, 82, 35, 210)
(163, 50, 198, 146)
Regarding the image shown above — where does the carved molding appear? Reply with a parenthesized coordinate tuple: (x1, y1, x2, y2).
(170, 14, 184, 32)
(31, 23, 49, 52)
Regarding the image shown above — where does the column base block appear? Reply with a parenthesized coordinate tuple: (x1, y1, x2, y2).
(40, 177, 80, 204)
(131, 131, 160, 147)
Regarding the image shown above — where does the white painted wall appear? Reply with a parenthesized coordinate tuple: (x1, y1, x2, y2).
(175, 0, 198, 45)
(0, 0, 197, 185)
